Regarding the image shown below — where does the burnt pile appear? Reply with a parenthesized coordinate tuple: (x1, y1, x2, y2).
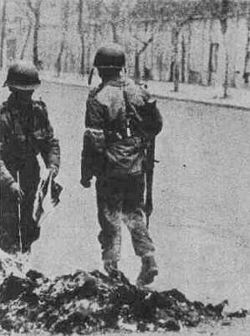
(0, 269, 247, 334)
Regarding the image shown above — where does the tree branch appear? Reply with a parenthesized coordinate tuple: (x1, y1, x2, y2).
(26, 0, 35, 14)
(26, 0, 43, 15)
(133, 34, 153, 46)
(132, 35, 154, 55)
(102, 2, 112, 15)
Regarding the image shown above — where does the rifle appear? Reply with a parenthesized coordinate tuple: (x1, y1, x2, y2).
(16, 171, 23, 252)
(123, 90, 158, 228)
(145, 137, 156, 229)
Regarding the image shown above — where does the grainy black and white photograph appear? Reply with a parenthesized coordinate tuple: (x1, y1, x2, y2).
(0, 0, 250, 335)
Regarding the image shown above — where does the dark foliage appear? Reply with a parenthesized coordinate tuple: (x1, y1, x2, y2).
(0, 268, 246, 334)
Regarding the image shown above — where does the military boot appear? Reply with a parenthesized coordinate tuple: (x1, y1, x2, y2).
(136, 255, 158, 287)
(104, 260, 118, 275)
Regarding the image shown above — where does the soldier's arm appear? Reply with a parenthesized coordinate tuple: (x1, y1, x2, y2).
(0, 117, 15, 187)
(81, 130, 94, 187)
(81, 95, 105, 186)
(141, 86, 163, 137)
(149, 101, 163, 136)
(34, 102, 60, 173)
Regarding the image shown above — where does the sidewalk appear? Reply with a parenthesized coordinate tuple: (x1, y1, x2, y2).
(40, 71, 250, 111)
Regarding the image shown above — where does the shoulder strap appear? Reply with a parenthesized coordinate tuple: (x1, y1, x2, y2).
(123, 88, 148, 138)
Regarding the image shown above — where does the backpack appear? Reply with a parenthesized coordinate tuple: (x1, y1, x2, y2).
(105, 135, 145, 177)
(104, 89, 153, 178)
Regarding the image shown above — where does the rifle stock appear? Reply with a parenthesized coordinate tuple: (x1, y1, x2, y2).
(145, 138, 155, 228)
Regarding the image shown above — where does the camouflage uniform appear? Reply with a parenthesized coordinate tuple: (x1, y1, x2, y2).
(81, 78, 162, 265)
(0, 94, 60, 253)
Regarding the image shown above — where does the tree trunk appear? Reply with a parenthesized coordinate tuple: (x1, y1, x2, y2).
(33, 12, 41, 67)
(223, 36, 229, 98)
(134, 36, 153, 81)
(80, 35, 85, 75)
(0, 0, 7, 69)
(207, 19, 214, 86)
(173, 29, 180, 92)
(173, 62, 179, 92)
(243, 13, 250, 83)
(20, 18, 32, 60)
(181, 37, 185, 83)
(55, 0, 69, 76)
(78, 0, 85, 75)
(134, 53, 140, 80)
(220, 0, 229, 97)
(111, 22, 118, 43)
(186, 22, 192, 84)
(55, 41, 65, 76)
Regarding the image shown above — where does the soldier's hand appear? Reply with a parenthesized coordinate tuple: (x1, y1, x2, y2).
(49, 165, 59, 178)
(80, 179, 91, 188)
(10, 182, 24, 201)
(41, 166, 58, 181)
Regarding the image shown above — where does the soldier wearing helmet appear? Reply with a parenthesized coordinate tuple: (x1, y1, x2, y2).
(0, 61, 60, 254)
(81, 43, 162, 286)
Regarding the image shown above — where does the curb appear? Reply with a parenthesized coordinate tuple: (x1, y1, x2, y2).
(42, 77, 250, 112)
(152, 93, 250, 112)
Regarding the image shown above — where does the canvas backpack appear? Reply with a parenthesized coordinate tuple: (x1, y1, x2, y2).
(103, 89, 157, 178)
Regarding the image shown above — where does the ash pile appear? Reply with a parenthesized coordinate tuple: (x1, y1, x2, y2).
(0, 267, 247, 335)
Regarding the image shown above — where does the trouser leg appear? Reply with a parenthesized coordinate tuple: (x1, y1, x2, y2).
(0, 159, 41, 254)
(0, 184, 20, 254)
(123, 175, 158, 285)
(20, 189, 40, 253)
(96, 178, 122, 263)
(19, 161, 40, 253)
(0, 213, 19, 254)
(123, 175, 155, 257)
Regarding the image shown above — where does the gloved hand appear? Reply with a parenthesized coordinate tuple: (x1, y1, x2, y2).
(41, 165, 58, 180)
(49, 165, 59, 178)
(80, 178, 91, 188)
(10, 182, 24, 201)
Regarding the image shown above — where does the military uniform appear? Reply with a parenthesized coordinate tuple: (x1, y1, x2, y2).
(82, 43, 162, 285)
(0, 94, 60, 253)
(82, 77, 162, 269)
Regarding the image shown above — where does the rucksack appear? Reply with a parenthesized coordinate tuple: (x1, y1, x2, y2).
(104, 89, 156, 178)
(105, 135, 145, 177)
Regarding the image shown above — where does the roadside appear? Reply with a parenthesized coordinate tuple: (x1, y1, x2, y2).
(38, 70, 250, 110)
(1, 75, 250, 335)
(1, 68, 250, 110)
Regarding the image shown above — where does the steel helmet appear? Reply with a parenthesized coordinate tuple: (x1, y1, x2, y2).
(93, 43, 126, 68)
(3, 61, 41, 90)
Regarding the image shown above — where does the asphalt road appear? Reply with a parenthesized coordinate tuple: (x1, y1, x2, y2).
(2, 81, 250, 333)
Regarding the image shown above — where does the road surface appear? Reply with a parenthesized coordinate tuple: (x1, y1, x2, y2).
(2, 80, 250, 334)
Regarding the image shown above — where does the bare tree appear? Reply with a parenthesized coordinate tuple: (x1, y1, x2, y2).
(133, 0, 203, 91)
(243, 2, 250, 83)
(0, 0, 7, 68)
(169, 2, 202, 92)
(219, 0, 230, 97)
(219, 0, 240, 97)
(26, 0, 43, 68)
(78, 0, 85, 75)
(100, 0, 137, 43)
(55, 0, 69, 76)
(133, 34, 153, 80)
(102, 1, 122, 43)
(20, 9, 33, 59)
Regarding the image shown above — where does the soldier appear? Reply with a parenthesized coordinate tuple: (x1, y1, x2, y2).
(81, 43, 162, 286)
(0, 61, 60, 254)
